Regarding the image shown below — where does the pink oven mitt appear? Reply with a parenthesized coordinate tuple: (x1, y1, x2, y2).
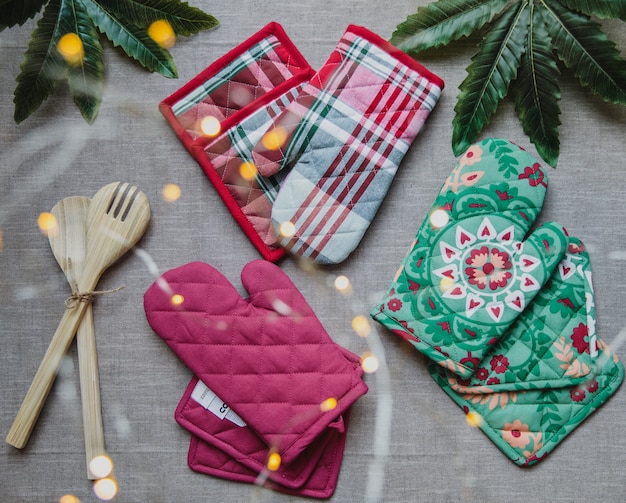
(159, 23, 314, 261)
(143, 260, 368, 468)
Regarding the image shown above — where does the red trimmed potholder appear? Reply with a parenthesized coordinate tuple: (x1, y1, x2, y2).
(159, 22, 314, 261)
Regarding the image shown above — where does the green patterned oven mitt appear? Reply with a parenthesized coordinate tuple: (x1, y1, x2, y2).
(370, 138, 624, 465)
(371, 138, 568, 378)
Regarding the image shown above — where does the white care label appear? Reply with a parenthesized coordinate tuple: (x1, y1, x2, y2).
(190, 380, 247, 427)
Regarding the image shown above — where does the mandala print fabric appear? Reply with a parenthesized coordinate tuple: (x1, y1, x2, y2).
(371, 138, 623, 466)
(371, 138, 568, 378)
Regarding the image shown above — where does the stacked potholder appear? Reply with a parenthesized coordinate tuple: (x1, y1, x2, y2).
(370, 138, 624, 466)
(160, 23, 444, 265)
(144, 260, 368, 496)
(159, 23, 314, 262)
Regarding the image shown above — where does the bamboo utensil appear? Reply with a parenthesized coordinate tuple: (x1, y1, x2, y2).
(48, 196, 107, 479)
(6, 182, 150, 449)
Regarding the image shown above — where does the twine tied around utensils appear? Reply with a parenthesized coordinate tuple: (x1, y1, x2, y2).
(65, 285, 126, 309)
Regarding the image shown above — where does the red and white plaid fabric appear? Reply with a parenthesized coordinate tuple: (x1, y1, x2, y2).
(253, 25, 444, 264)
(159, 22, 314, 261)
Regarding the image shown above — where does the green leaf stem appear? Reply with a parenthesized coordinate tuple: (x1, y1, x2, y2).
(391, 0, 510, 53)
(81, 0, 177, 78)
(513, 3, 561, 167)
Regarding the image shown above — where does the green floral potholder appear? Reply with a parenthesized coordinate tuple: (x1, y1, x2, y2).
(431, 236, 624, 466)
(371, 138, 568, 378)
(370, 138, 624, 466)
(444, 237, 596, 393)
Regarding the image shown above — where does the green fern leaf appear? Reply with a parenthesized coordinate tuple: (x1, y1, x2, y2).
(100, 0, 218, 36)
(542, 0, 626, 104)
(513, 3, 561, 167)
(13, 0, 65, 123)
(79, 0, 177, 78)
(452, 2, 531, 156)
(390, 0, 510, 54)
(60, 0, 104, 123)
(556, 0, 626, 21)
(0, 0, 47, 30)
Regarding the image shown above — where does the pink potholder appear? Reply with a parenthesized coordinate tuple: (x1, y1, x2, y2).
(143, 260, 368, 465)
(176, 376, 352, 498)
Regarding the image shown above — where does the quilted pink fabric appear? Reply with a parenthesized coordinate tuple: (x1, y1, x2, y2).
(143, 260, 368, 465)
(176, 376, 352, 498)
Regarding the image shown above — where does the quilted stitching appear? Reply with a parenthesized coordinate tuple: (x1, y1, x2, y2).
(144, 260, 367, 465)
(176, 376, 349, 497)
(430, 342, 623, 466)
(371, 138, 569, 378)
(443, 238, 596, 393)
(159, 23, 314, 261)
(251, 25, 443, 265)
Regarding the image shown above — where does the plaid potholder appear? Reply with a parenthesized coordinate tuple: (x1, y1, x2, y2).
(252, 25, 444, 264)
(371, 138, 568, 378)
(159, 22, 314, 261)
(143, 260, 368, 467)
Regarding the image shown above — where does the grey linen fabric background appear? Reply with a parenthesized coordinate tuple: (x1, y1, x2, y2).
(2, 1, 626, 502)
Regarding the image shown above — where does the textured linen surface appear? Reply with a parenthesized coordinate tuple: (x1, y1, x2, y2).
(2, 2, 626, 502)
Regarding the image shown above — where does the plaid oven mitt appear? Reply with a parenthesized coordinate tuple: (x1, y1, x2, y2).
(252, 25, 444, 264)
(144, 260, 368, 496)
(371, 138, 568, 378)
(159, 22, 314, 261)
(430, 237, 624, 465)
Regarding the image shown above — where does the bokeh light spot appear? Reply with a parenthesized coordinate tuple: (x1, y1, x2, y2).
(171, 294, 184, 306)
(93, 477, 118, 501)
(466, 411, 484, 428)
(38, 212, 58, 237)
(59, 495, 80, 503)
(261, 127, 288, 150)
(278, 221, 296, 238)
(334, 275, 351, 293)
(239, 161, 258, 181)
(57, 33, 84, 65)
(430, 208, 449, 228)
(320, 397, 337, 412)
(351, 315, 371, 337)
(439, 277, 455, 292)
(89, 455, 114, 479)
(361, 352, 380, 374)
(162, 183, 182, 203)
(148, 19, 176, 48)
(266, 452, 282, 472)
(200, 116, 221, 137)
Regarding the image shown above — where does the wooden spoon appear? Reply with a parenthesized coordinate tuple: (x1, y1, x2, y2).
(48, 196, 107, 479)
(6, 182, 150, 449)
